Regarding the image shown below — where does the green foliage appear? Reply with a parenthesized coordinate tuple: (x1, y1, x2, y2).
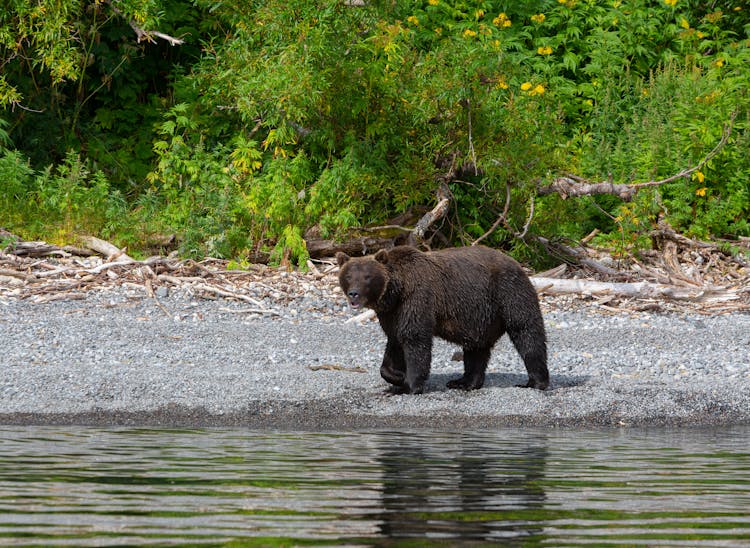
(1, 0, 749, 264)
(1, 0, 207, 184)
(269, 225, 310, 268)
(0, 148, 35, 226)
(0, 150, 126, 243)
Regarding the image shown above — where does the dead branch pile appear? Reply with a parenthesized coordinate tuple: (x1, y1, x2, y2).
(0, 230, 342, 313)
(0, 228, 748, 315)
(530, 223, 749, 314)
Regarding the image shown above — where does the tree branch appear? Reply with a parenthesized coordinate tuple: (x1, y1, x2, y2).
(539, 113, 735, 201)
(472, 181, 510, 246)
(107, 1, 185, 46)
(412, 182, 452, 242)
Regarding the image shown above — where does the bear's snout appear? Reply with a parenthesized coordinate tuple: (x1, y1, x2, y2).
(347, 289, 362, 308)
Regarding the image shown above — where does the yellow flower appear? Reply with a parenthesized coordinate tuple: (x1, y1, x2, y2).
(493, 13, 511, 27)
(695, 187, 707, 197)
(680, 17, 690, 29)
(532, 84, 545, 95)
(697, 31, 706, 38)
(475, 9, 485, 19)
(463, 28, 477, 38)
(428, 0, 439, 5)
(406, 15, 419, 26)
(531, 13, 546, 23)
(664, 0, 677, 6)
(520, 82, 532, 91)
(537, 45, 553, 55)
(715, 58, 725, 67)
(497, 77, 509, 90)
(693, 171, 705, 183)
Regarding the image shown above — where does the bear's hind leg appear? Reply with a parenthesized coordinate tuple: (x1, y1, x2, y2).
(447, 348, 490, 390)
(508, 325, 549, 390)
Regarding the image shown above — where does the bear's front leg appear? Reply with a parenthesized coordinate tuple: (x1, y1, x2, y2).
(400, 336, 432, 394)
(381, 337, 407, 391)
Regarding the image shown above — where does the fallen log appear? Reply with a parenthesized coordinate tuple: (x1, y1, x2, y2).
(530, 276, 738, 303)
(81, 236, 134, 262)
(0, 268, 36, 281)
(5, 240, 69, 258)
(305, 236, 394, 259)
(534, 236, 624, 278)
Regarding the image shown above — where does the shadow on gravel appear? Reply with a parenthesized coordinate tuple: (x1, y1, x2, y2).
(425, 372, 590, 392)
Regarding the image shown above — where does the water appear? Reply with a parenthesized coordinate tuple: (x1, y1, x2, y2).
(0, 427, 748, 546)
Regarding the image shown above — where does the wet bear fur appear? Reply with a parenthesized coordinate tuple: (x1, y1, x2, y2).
(336, 245, 549, 394)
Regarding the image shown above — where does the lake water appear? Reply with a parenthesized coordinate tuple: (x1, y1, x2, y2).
(0, 426, 748, 546)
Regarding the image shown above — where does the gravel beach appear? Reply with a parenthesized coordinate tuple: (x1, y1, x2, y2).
(1, 283, 749, 428)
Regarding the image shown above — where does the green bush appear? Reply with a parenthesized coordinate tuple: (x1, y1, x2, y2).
(1, 0, 748, 263)
(0, 150, 126, 244)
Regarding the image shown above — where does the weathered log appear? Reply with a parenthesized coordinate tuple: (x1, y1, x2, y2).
(4, 239, 68, 258)
(0, 268, 36, 282)
(531, 276, 738, 303)
(305, 236, 395, 259)
(81, 236, 134, 262)
(534, 236, 623, 278)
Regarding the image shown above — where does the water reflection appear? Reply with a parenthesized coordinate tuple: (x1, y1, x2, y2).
(377, 432, 547, 542)
(0, 427, 748, 545)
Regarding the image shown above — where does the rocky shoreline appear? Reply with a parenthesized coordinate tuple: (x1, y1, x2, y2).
(2, 283, 748, 428)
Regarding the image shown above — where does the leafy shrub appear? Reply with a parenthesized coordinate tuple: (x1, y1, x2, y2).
(2, 0, 749, 262)
(0, 150, 126, 243)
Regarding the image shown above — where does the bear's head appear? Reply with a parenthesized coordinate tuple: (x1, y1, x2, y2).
(336, 250, 390, 310)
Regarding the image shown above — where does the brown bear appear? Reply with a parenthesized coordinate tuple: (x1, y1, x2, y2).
(336, 245, 549, 394)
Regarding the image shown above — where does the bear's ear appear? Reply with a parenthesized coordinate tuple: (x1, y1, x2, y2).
(336, 252, 351, 267)
(374, 249, 389, 264)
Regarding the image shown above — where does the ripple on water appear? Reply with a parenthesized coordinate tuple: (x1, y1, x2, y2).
(0, 426, 748, 545)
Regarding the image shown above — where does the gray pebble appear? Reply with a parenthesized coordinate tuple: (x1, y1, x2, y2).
(0, 287, 748, 428)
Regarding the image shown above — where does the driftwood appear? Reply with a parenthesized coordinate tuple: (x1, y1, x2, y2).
(305, 236, 395, 259)
(531, 276, 739, 303)
(345, 309, 377, 324)
(0, 238, 345, 314)
(80, 235, 135, 262)
(2, 231, 748, 314)
(534, 236, 625, 279)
